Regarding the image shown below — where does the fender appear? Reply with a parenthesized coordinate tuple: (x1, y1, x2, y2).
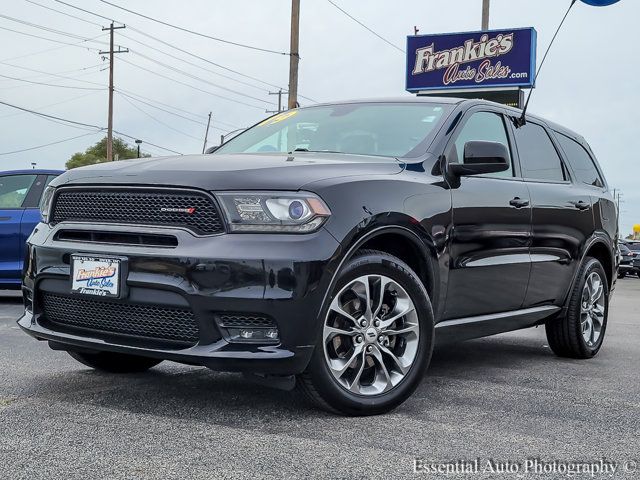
(559, 233, 615, 314)
(317, 223, 440, 326)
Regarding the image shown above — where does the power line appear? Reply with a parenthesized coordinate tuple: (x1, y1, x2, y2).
(0, 72, 104, 90)
(0, 25, 102, 52)
(115, 89, 208, 122)
(117, 57, 266, 110)
(119, 93, 203, 141)
(128, 49, 275, 105)
(0, 99, 182, 154)
(2, 57, 237, 130)
(53, 0, 115, 23)
(0, 43, 69, 62)
(97, 0, 289, 56)
(0, 99, 105, 129)
(0, 91, 100, 119)
(0, 132, 99, 156)
(115, 91, 206, 127)
(49, 0, 318, 101)
(24, 0, 103, 27)
(127, 25, 291, 92)
(118, 31, 269, 94)
(0, 13, 107, 44)
(326, 0, 404, 53)
(0, 62, 104, 83)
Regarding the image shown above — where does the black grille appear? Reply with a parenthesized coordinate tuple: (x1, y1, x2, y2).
(218, 313, 275, 328)
(52, 189, 224, 235)
(41, 293, 199, 346)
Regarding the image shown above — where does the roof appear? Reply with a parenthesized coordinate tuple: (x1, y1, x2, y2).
(0, 169, 64, 175)
(305, 96, 586, 143)
(312, 96, 466, 107)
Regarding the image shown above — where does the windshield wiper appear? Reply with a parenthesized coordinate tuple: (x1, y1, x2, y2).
(291, 148, 342, 154)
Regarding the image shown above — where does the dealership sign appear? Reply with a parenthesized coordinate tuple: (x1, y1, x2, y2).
(406, 28, 537, 92)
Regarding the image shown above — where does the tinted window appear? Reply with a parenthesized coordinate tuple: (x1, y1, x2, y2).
(514, 123, 565, 182)
(0, 174, 37, 208)
(216, 103, 452, 158)
(452, 112, 513, 178)
(556, 134, 603, 187)
(45, 175, 59, 186)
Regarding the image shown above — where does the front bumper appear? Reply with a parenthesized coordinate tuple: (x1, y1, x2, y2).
(19, 222, 342, 375)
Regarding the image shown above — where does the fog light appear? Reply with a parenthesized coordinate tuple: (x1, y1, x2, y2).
(265, 328, 279, 340)
(226, 327, 280, 343)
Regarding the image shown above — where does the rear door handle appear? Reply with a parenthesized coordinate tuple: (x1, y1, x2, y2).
(572, 200, 590, 211)
(509, 197, 529, 208)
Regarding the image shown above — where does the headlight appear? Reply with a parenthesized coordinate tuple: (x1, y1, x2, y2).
(217, 191, 331, 233)
(40, 185, 55, 223)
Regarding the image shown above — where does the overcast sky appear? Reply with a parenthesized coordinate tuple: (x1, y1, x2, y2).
(0, 0, 637, 235)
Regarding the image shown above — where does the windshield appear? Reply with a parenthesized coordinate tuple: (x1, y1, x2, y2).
(215, 102, 452, 159)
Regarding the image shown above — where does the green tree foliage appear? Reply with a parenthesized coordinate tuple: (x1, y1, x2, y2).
(66, 136, 150, 169)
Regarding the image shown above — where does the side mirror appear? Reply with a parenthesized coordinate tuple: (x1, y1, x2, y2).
(449, 141, 510, 176)
(205, 145, 219, 154)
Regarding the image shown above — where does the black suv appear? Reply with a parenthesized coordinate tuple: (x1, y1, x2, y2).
(19, 98, 618, 415)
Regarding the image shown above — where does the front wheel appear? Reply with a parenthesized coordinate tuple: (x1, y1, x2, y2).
(546, 257, 609, 359)
(68, 350, 163, 373)
(298, 250, 434, 416)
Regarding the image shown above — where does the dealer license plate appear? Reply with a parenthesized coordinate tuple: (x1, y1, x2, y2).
(71, 255, 122, 298)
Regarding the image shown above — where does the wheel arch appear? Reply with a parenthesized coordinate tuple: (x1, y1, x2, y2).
(584, 239, 615, 289)
(321, 225, 440, 317)
(560, 236, 615, 314)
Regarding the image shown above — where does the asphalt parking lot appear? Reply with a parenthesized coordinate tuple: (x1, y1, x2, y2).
(1, 279, 639, 480)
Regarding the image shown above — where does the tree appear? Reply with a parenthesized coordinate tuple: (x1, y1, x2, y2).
(66, 136, 150, 169)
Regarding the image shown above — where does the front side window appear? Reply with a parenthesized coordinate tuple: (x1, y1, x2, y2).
(556, 134, 604, 188)
(0, 174, 37, 209)
(451, 111, 514, 178)
(215, 103, 452, 159)
(514, 123, 566, 182)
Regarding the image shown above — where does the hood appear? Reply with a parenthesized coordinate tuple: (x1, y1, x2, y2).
(51, 152, 404, 191)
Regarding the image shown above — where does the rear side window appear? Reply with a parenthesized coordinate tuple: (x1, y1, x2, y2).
(514, 123, 566, 182)
(0, 174, 37, 208)
(556, 134, 604, 188)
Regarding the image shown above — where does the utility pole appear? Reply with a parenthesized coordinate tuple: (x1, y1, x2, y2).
(482, 0, 490, 30)
(288, 0, 300, 109)
(202, 112, 212, 154)
(100, 22, 128, 162)
(267, 89, 287, 113)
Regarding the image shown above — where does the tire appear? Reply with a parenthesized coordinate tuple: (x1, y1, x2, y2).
(67, 350, 162, 373)
(545, 257, 609, 359)
(617, 272, 625, 279)
(298, 249, 434, 416)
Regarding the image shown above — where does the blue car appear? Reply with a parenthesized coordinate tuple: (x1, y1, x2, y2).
(0, 170, 63, 289)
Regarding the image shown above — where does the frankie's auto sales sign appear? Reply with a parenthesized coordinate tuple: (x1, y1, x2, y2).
(406, 28, 537, 92)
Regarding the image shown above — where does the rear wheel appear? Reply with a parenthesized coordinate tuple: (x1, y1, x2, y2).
(68, 350, 162, 373)
(298, 250, 434, 416)
(617, 272, 626, 279)
(546, 257, 609, 359)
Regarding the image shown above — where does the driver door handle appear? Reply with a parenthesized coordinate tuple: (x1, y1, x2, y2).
(509, 197, 529, 208)
(572, 200, 590, 211)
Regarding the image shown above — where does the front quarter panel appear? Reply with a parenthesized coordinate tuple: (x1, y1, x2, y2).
(305, 166, 452, 319)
